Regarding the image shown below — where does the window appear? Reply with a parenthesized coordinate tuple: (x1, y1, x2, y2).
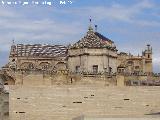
(93, 65, 98, 74)
(75, 66, 80, 73)
(135, 66, 139, 69)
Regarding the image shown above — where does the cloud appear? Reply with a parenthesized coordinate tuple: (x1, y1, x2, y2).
(153, 56, 160, 73)
(0, 6, 19, 18)
(0, 6, 84, 49)
(60, 0, 159, 27)
(0, 0, 159, 73)
(0, 5, 85, 66)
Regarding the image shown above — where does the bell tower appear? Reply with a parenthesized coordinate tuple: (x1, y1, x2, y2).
(143, 44, 153, 74)
(144, 44, 152, 59)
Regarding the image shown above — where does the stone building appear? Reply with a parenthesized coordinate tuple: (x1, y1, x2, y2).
(5, 24, 153, 77)
(8, 43, 67, 71)
(68, 26, 117, 74)
(0, 23, 158, 120)
(117, 44, 152, 74)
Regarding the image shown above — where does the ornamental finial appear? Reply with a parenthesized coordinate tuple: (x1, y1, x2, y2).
(88, 17, 93, 31)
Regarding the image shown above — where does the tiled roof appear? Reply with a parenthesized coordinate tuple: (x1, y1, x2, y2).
(70, 29, 117, 50)
(14, 44, 67, 57)
(94, 32, 112, 42)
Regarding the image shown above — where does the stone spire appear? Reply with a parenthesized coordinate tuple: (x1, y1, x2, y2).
(10, 39, 16, 57)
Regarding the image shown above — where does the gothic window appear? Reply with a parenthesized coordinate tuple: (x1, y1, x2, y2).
(93, 65, 98, 74)
(148, 54, 150, 58)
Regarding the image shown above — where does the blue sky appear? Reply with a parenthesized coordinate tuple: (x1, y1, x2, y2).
(0, 0, 160, 72)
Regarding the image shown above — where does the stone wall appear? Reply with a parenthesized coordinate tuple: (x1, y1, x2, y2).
(9, 86, 160, 120)
(13, 71, 117, 86)
(73, 116, 160, 120)
(68, 48, 117, 73)
(0, 91, 9, 120)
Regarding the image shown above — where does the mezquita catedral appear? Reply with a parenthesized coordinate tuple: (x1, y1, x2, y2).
(1, 21, 160, 120)
(1, 21, 160, 86)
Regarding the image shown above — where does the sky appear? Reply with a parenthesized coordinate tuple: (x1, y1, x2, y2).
(0, 0, 160, 72)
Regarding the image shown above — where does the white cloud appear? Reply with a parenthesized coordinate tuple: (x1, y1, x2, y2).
(153, 56, 160, 73)
(0, 1, 159, 72)
(0, 6, 84, 50)
(0, 7, 19, 18)
(60, 0, 159, 27)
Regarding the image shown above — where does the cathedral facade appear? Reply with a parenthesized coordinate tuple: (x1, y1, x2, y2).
(6, 25, 153, 76)
(117, 44, 152, 74)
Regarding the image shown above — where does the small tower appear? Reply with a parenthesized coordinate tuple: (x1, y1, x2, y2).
(144, 44, 152, 59)
(143, 44, 153, 74)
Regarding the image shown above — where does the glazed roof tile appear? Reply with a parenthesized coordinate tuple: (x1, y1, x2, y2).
(70, 29, 117, 50)
(15, 44, 67, 57)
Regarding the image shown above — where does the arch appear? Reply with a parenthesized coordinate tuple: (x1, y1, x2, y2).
(55, 62, 66, 71)
(20, 62, 35, 70)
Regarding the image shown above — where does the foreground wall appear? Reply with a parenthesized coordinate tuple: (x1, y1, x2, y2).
(73, 117, 160, 120)
(0, 92, 9, 120)
(14, 72, 117, 86)
(9, 86, 160, 120)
